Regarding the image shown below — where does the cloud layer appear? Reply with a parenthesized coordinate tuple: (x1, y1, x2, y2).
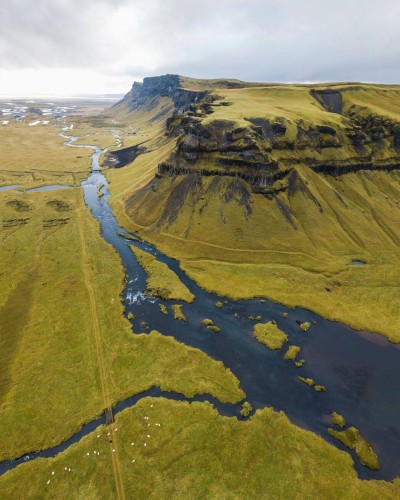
(1, 0, 400, 95)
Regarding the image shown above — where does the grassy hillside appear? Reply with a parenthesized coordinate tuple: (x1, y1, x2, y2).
(105, 77, 400, 342)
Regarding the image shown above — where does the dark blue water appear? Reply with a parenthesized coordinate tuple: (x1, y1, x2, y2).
(1, 133, 399, 481)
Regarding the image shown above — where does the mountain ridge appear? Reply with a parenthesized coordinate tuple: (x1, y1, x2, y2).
(105, 74, 400, 341)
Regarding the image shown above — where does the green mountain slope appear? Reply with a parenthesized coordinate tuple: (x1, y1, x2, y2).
(105, 75, 400, 341)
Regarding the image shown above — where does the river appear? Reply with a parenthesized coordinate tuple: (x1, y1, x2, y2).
(1, 129, 399, 481)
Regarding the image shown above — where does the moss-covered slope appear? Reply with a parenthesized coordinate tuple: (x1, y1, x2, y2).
(106, 76, 400, 341)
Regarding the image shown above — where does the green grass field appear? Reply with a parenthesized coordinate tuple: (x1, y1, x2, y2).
(0, 122, 92, 188)
(253, 322, 288, 350)
(0, 187, 243, 463)
(2, 85, 400, 496)
(131, 246, 195, 302)
(0, 398, 398, 499)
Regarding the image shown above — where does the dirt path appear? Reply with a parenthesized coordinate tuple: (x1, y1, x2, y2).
(75, 193, 125, 500)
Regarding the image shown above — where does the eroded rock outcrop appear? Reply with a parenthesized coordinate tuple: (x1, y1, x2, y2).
(113, 74, 206, 115)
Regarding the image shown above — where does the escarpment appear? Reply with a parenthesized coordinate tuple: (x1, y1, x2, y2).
(107, 76, 400, 223)
(105, 76, 400, 340)
(112, 74, 207, 119)
(111, 76, 400, 200)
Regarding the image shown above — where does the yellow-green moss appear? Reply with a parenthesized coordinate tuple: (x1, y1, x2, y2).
(253, 322, 288, 350)
(207, 325, 221, 333)
(159, 304, 168, 315)
(332, 412, 346, 428)
(240, 401, 253, 417)
(130, 246, 195, 303)
(299, 322, 311, 332)
(298, 376, 315, 387)
(284, 345, 301, 361)
(328, 427, 380, 470)
(172, 304, 186, 322)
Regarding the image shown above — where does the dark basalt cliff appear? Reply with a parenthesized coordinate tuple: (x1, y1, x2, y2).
(112, 75, 400, 198)
(113, 74, 207, 115)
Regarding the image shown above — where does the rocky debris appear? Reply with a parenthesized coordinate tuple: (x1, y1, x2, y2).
(312, 161, 400, 176)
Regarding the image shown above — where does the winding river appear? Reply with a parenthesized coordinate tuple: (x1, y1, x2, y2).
(1, 128, 399, 482)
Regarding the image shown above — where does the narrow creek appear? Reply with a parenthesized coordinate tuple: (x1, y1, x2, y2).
(1, 129, 399, 481)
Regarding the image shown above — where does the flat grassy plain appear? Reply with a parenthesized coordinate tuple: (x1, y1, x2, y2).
(0, 122, 92, 187)
(0, 398, 398, 499)
(0, 187, 243, 463)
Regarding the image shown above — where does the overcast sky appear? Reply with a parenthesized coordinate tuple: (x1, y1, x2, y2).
(1, 0, 400, 96)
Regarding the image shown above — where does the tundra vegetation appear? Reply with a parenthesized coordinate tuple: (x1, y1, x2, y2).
(171, 304, 187, 322)
(298, 376, 316, 387)
(332, 412, 346, 428)
(0, 187, 243, 464)
(240, 401, 253, 417)
(106, 77, 400, 342)
(159, 303, 168, 315)
(253, 321, 288, 350)
(1, 399, 398, 498)
(284, 345, 301, 361)
(1, 83, 400, 496)
(299, 322, 312, 332)
(201, 319, 221, 332)
(328, 427, 381, 470)
(130, 246, 195, 302)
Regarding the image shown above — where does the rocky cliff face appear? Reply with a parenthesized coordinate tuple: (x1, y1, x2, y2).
(114, 74, 207, 115)
(113, 77, 400, 200)
(156, 86, 400, 198)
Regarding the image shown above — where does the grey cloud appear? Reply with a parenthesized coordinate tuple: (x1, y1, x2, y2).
(1, 0, 400, 90)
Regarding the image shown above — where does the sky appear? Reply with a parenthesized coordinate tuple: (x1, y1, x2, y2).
(1, 0, 400, 96)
